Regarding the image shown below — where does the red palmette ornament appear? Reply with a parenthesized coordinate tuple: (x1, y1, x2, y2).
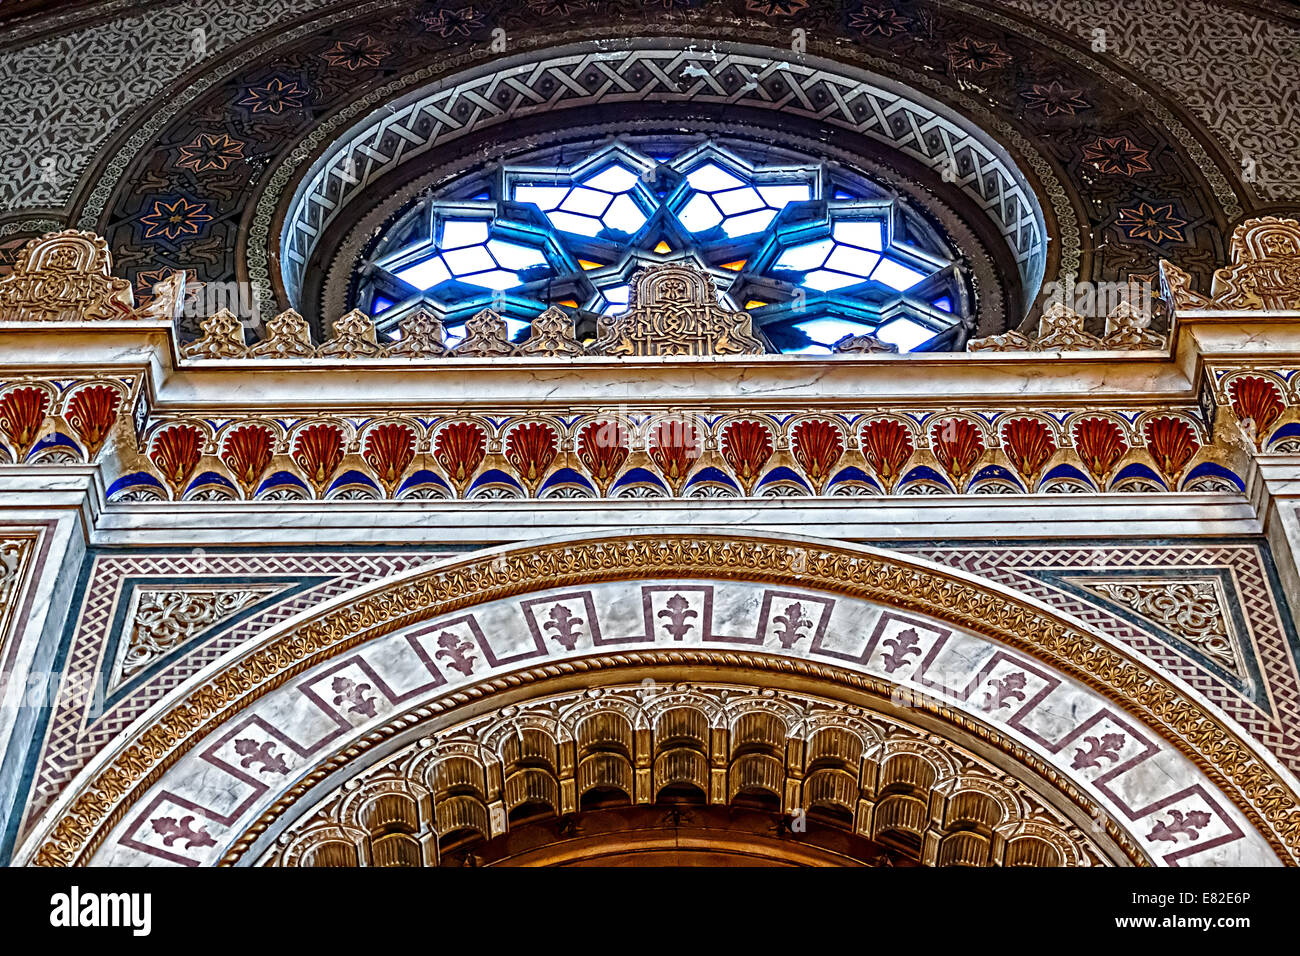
(221, 424, 275, 497)
(576, 419, 629, 495)
(0, 386, 49, 459)
(1071, 417, 1127, 486)
(504, 422, 558, 493)
(1227, 375, 1285, 449)
(859, 419, 914, 493)
(721, 419, 773, 494)
(292, 423, 345, 495)
(64, 384, 120, 459)
(1000, 417, 1057, 487)
(1143, 416, 1200, 486)
(150, 424, 203, 495)
(648, 419, 700, 494)
(433, 421, 486, 493)
(930, 418, 985, 488)
(790, 419, 844, 493)
(363, 423, 416, 496)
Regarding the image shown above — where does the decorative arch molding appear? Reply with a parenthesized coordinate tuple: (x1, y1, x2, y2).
(261, 679, 1136, 868)
(274, 38, 1049, 316)
(16, 530, 1299, 867)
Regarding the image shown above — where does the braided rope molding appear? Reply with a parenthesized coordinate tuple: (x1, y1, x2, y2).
(24, 532, 1300, 866)
(224, 659, 1149, 867)
(271, 37, 1048, 316)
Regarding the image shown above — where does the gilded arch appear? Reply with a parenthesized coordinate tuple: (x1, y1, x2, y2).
(16, 529, 1300, 867)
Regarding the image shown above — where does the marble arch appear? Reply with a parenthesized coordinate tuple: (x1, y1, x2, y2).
(14, 529, 1300, 868)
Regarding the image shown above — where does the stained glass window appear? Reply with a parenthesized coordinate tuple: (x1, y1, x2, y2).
(355, 141, 969, 352)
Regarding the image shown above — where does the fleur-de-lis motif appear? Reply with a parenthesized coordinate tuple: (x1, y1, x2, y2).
(879, 627, 921, 673)
(772, 601, 813, 649)
(1146, 808, 1212, 843)
(331, 675, 378, 718)
(657, 593, 698, 641)
(1071, 733, 1126, 770)
(233, 739, 290, 775)
(434, 631, 477, 675)
(151, 815, 217, 849)
(981, 672, 1028, 711)
(543, 604, 584, 650)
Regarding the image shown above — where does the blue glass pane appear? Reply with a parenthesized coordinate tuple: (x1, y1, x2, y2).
(363, 142, 965, 353)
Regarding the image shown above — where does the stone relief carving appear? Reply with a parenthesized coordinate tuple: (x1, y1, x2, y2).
(264, 681, 1114, 868)
(0, 230, 134, 322)
(1085, 579, 1240, 675)
(590, 265, 766, 357)
(116, 586, 278, 683)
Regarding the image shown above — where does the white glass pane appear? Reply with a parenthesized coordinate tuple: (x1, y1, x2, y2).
(440, 220, 489, 249)
(392, 256, 449, 290)
(870, 257, 929, 291)
(547, 211, 604, 236)
(560, 186, 612, 216)
(583, 165, 639, 193)
(602, 284, 630, 304)
(514, 185, 569, 210)
(488, 240, 548, 269)
(686, 162, 744, 192)
(832, 220, 884, 250)
(874, 317, 934, 352)
(602, 194, 647, 233)
(722, 209, 777, 237)
(783, 343, 833, 355)
(825, 245, 881, 278)
(757, 184, 811, 208)
(774, 237, 833, 271)
(443, 245, 495, 275)
(714, 187, 763, 216)
(459, 268, 522, 290)
(802, 269, 860, 292)
(794, 317, 873, 345)
(504, 317, 530, 339)
(678, 193, 723, 232)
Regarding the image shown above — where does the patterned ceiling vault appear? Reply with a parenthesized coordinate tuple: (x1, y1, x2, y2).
(2, 0, 1299, 337)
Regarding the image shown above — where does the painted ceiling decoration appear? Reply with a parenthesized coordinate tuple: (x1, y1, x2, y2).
(1, 0, 1297, 345)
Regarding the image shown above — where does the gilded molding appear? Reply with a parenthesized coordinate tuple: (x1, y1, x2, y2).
(257, 681, 1127, 868)
(23, 533, 1300, 867)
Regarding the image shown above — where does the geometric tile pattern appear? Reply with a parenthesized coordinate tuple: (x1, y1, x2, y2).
(12, 548, 453, 847)
(0, 0, 340, 210)
(993, 0, 1300, 199)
